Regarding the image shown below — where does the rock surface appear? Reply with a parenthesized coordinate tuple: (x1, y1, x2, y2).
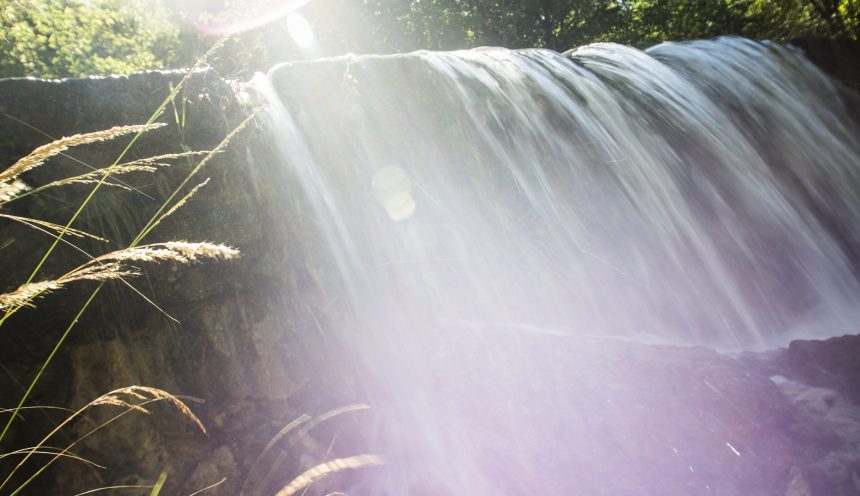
(340, 328, 860, 496)
(0, 68, 354, 495)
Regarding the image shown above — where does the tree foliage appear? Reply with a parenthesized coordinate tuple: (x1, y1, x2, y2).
(361, 0, 857, 51)
(0, 0, 857, 78)
(362, 0, 635, 50)
(0, 0, 180, 78)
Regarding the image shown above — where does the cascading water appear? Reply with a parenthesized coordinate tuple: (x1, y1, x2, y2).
(244, 37, 860, 493)
(250, 37, 860, 350)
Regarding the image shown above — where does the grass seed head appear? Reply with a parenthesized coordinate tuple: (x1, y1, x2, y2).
(0, 123, 166, 183)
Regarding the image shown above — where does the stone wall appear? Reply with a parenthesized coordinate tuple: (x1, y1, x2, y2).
(0, 69, 359, 495)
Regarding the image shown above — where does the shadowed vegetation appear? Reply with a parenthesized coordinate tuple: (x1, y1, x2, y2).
(1, 0, 857, 79)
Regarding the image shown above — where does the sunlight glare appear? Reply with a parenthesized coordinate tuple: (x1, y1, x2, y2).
(191, 0, 312, 35)
(373, 167, 416, 221)
(286, 13, 315, 48)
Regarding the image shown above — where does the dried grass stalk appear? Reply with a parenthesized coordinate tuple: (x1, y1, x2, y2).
(273, 455, 384, 496)
(0, 446, 106, 468)
(0, 180, 29, 203)
(38, 149, 215, 191)
(73, 484, 154, 495)
(6, 151, 215, 203)
(0, 213, 108, 241)
(88, 386, 206, 434)
(0, 123, 166, 183)
(0, 281, 60, 310)
(64, 263, 141, 282)
(117, 150, 214, 167)
(186, 477, 227, 496)
(145, 178, 211, 233)
(89, 396, 149, 415)
(93, 241, 239, 265)
(0, 242, 237, 311)
(39, 164, 161, 189)
(242, 404, 372, 496)
(0, 263, 137, 310)
(0, 385, 207, 494)
(162, 178, 210, 218)
(295, 404, 370, 439)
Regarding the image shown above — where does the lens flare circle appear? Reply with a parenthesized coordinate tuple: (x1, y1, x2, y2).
(372, 167, 415, 221)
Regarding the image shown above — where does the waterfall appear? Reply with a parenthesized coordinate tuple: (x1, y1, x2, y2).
(248, 37, 860, 351)
(244, 37, 860, 493)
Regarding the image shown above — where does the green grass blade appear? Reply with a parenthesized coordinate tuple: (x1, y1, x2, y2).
(150, 470, 167, 496)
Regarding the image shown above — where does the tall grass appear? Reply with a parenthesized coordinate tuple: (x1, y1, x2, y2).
(0, 38, 380, 495)
(0, 122, 246, 495)
(0, 38, 249, 493)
